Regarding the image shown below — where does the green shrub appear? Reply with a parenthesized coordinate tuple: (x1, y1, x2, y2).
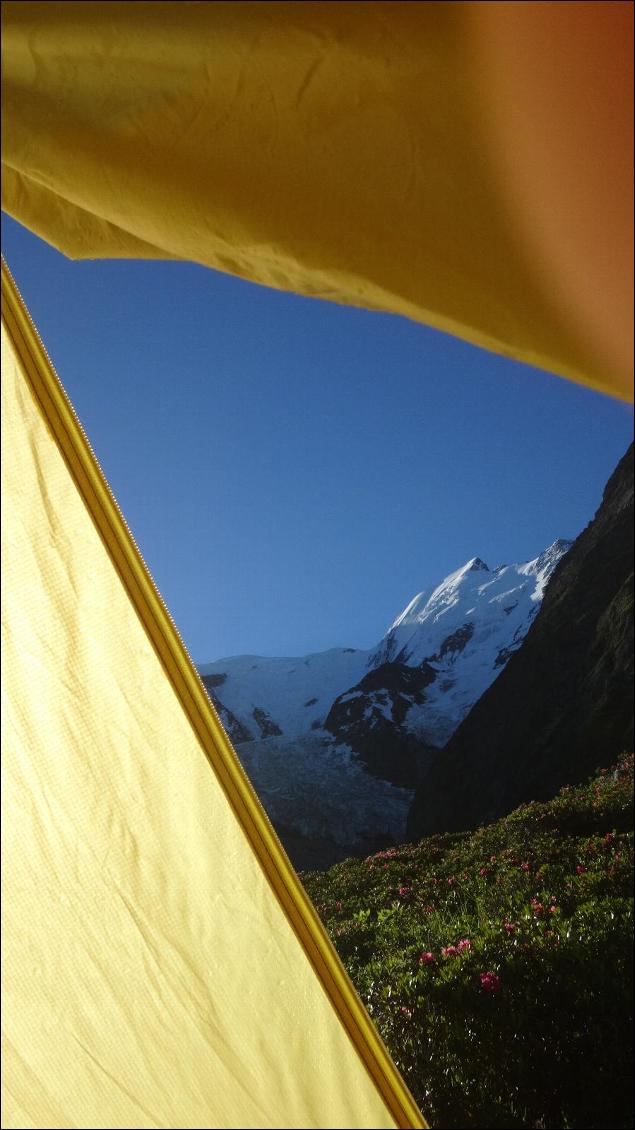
(303, 753, 634, 1128)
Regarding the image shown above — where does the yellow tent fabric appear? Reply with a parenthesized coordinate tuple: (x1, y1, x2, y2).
(2, 0, 630, 401)
(0, 267, 425, 1129)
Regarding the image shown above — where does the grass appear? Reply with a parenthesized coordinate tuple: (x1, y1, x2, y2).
(302, 752, 634, 1128)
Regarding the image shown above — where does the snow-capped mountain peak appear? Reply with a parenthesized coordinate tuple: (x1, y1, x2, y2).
(201, 539, 571, 748)
(384, 540, 569, 641)
(197, 539, 571, 863)
(366, 538, 571, 745)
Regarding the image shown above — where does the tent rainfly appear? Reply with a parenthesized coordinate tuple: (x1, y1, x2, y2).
(1, 3, 632, 1129)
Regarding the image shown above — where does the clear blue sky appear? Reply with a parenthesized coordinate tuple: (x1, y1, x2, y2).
(3, 213, 633, 664)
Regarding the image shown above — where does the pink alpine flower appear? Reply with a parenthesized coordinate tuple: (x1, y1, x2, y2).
(398, 886, 411, 898)
(418, 951, 436, 965)
(520, 862, 531, 872)
(457, 938, 471, 952)
(503, 921, 516, 935)
(479, 972, 502, 994)
(441, 945, 459, 958)
(576, 865, 586, 875)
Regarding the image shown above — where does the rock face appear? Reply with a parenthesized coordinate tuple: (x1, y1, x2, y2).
(324, 662, 438, 787)
(408, 443, 634, 840)
(200, 675, 253, 744)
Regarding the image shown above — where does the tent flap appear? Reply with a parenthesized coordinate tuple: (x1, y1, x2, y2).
(2, 0, 629, 400)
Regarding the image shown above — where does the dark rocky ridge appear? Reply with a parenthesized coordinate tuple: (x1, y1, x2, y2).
(408, 443, 634, 839)
(252, 706, 283, 739)
(201, 674, 253, 743)
(433, 621, 474, 661)
(325, 661, 439, 788)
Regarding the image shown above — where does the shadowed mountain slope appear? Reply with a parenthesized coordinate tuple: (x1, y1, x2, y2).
(408, 443, 634, 839)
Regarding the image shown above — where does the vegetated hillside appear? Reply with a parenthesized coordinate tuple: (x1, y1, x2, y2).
(304, 754, 634, 1129)
(409, 443, 634, 840)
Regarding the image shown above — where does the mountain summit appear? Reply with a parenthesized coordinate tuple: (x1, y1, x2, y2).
(200, 539, 570, 753)
(198, 539, 571, 866)
(363, 538, 572, 749)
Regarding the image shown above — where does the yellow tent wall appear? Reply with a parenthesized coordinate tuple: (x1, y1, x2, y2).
(0, 265, 425, 1129)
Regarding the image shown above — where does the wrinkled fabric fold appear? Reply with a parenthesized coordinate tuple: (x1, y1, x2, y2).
(2, 0, 627, 400)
